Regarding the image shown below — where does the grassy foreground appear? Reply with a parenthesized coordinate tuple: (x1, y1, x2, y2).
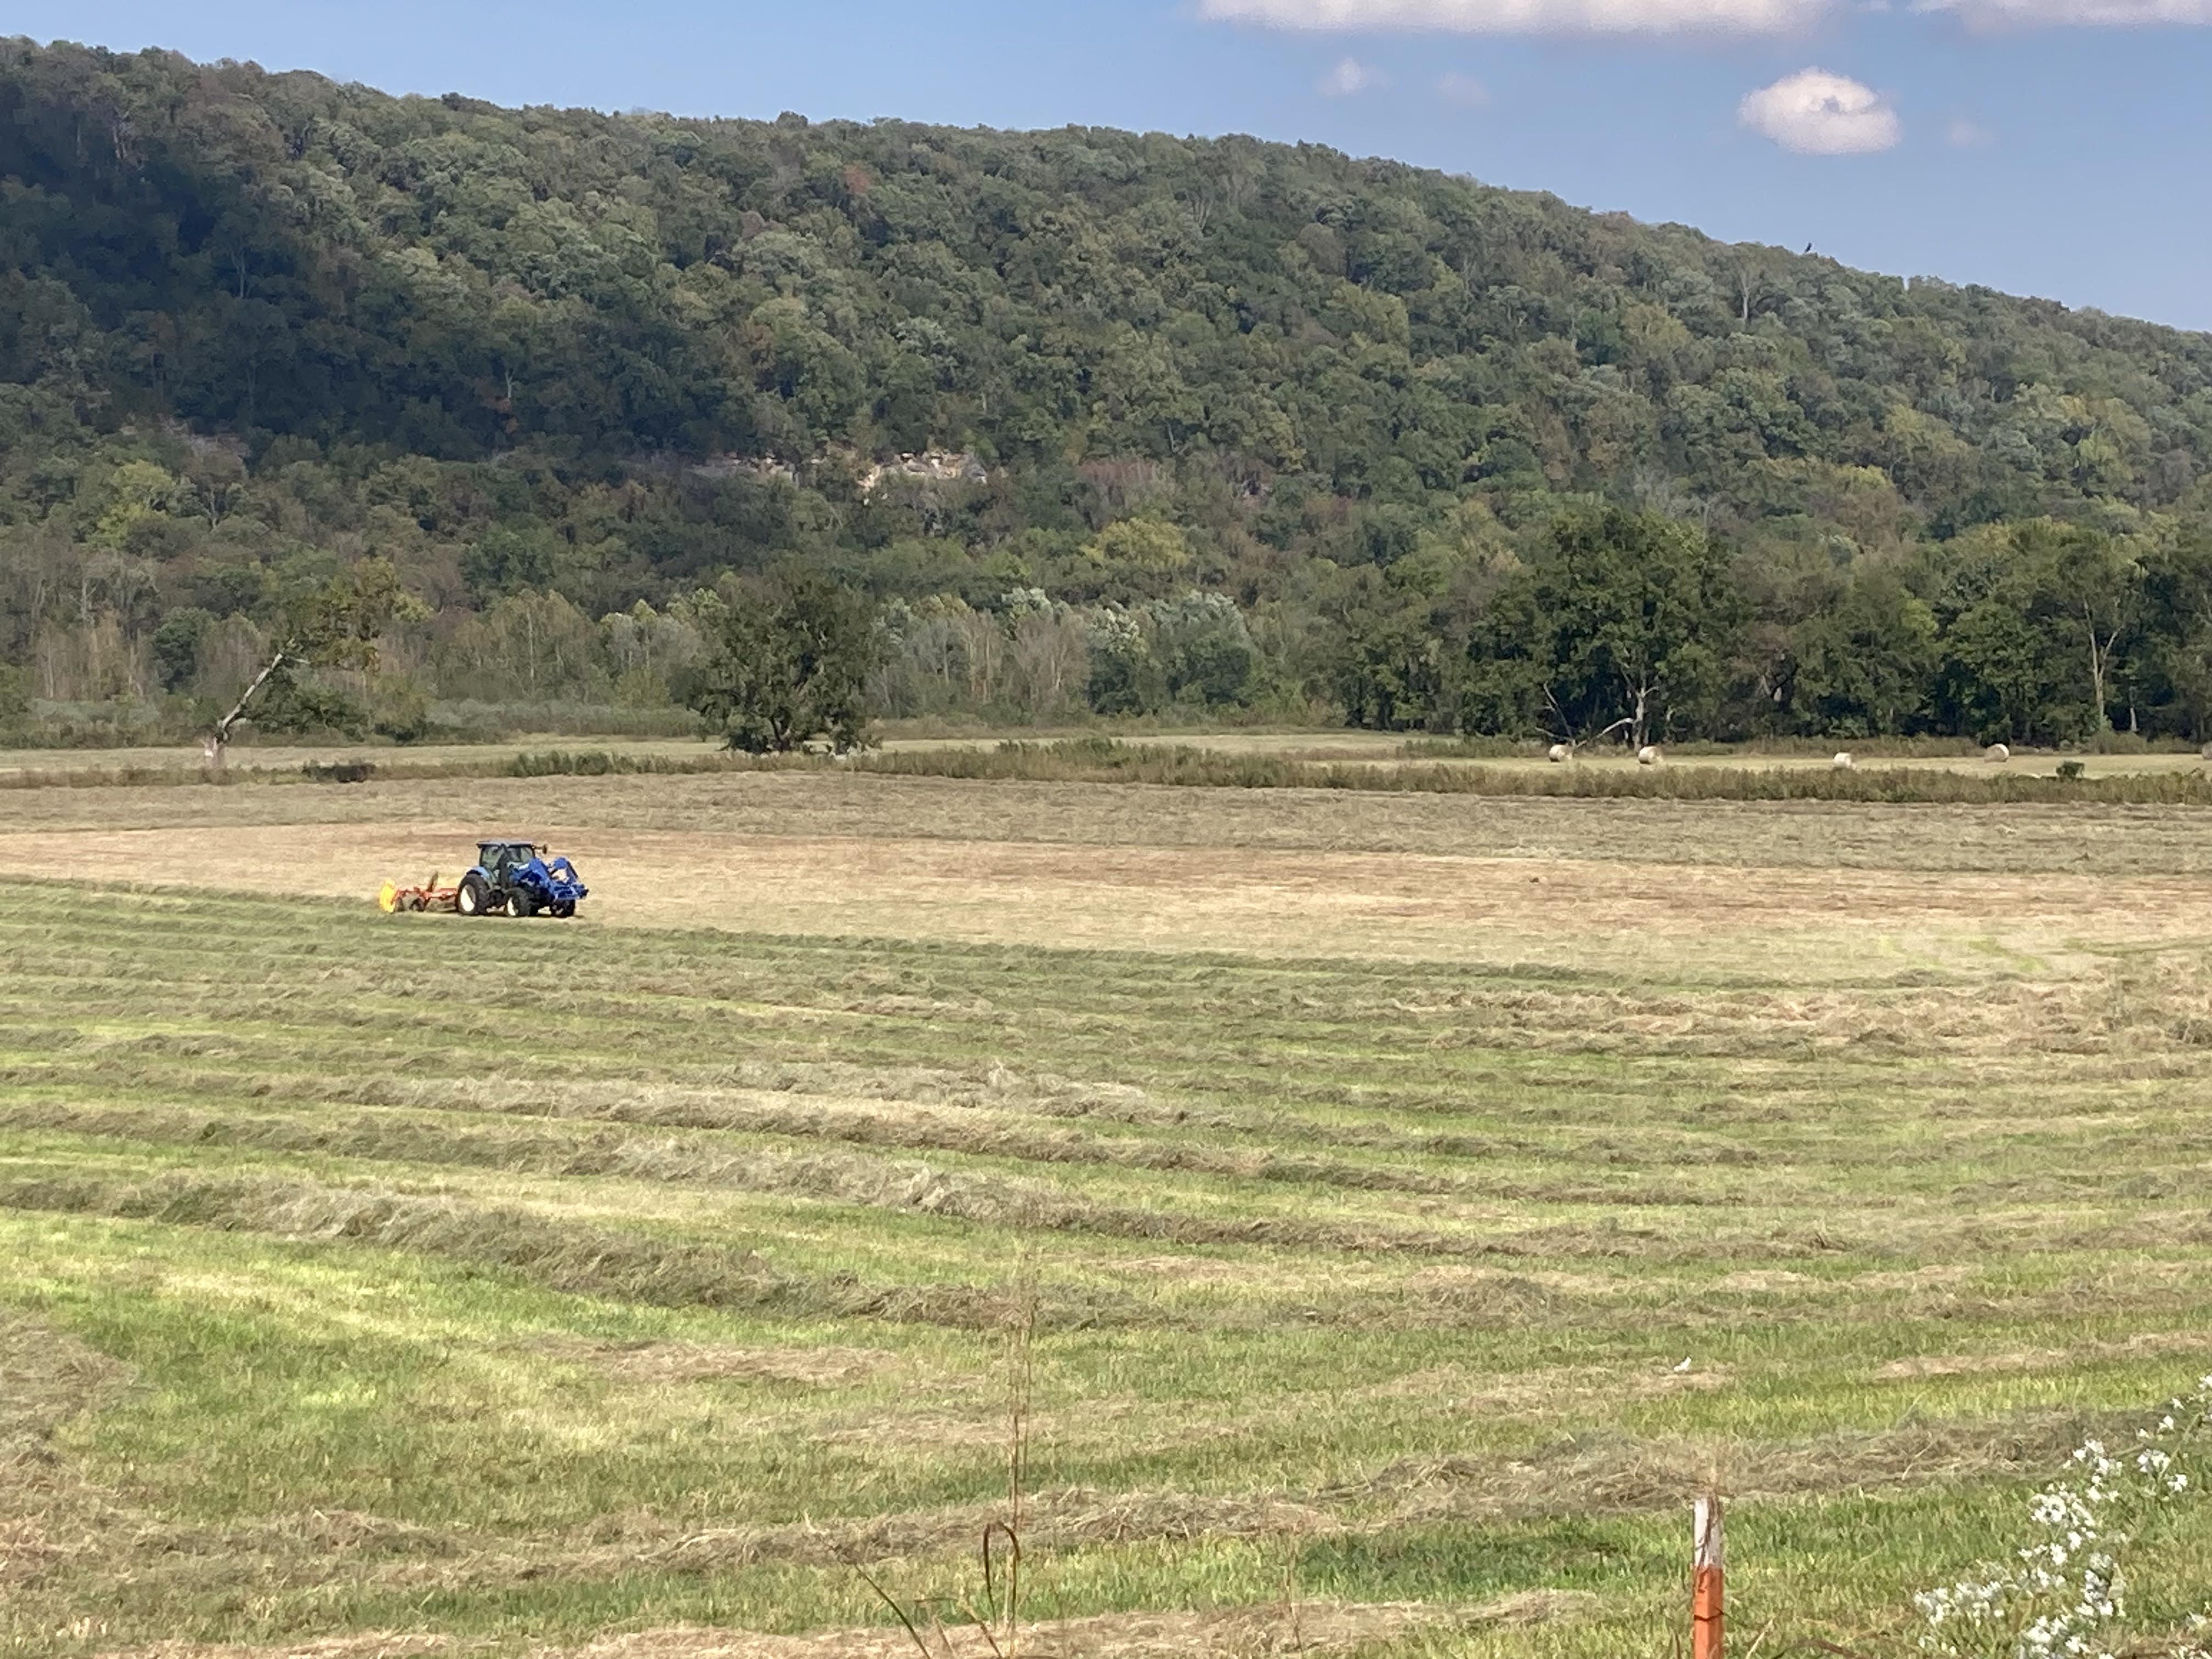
(4, 879, 2212, 1655)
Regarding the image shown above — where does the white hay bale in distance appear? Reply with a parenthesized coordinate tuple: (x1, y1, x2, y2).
(1547, 743, 1571, 764)
(1832, 752, 1854, 770)
(1637, 745, 1661, 767)
(1985, 742, 2011, 763)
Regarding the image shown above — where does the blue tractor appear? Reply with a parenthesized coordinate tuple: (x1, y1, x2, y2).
(456, 840, 588, 919)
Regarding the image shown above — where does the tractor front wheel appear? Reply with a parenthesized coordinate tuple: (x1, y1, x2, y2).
(551, 901, 575, 919)
(507, 890, 538, 919)
(458, 873, 491, 917)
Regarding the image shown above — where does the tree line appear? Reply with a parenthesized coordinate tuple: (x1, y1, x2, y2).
(672, 506, 2211, 751)
(126, 502, 2190, 755)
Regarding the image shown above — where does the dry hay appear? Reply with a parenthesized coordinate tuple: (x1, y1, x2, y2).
(4, 819, 2209, 970)
(1473, 1588, 1601, 1626)
(1714, 1269, 1813, 1293)
(19, 765, 2212, 884)
(99, 1595, 1521, 1659)
(551, 1600, 1457, 1657)
(396, 1417, 2128, 1598)
(389, 1079, 1448, 1198)
(0, 1170, 1105, 1331)
(1402, 1266, 1634, 1307)
(528, 1337, 899, 1387)
(806, 1412, 1011, 1453)
(359, 1068, 1173, 1141)
(4, 1135, 1797, 1276)
(0, 1309, 130, 1447)
(1336, 1359, 1729, 1417)
(1851, 1266, 1980, 1293)
(310, 1492, 1342, 1599)
(1103, 1253, 1284, 1286)
(0, 1311, 134, 1584)
(1352, 1413, 2122, 1527)
(97, 1594, 1574, 1659)
(1874, 1331, 2212, 1381)
(651, 1489, 1342, 1573)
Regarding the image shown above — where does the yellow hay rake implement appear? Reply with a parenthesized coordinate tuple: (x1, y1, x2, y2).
(376, 874, 461, 914)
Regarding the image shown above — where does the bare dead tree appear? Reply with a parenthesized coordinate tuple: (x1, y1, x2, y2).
(203, 559, 404, 768)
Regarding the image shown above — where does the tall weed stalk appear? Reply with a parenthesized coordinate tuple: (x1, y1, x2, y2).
(860, 1258, 1038, 1658)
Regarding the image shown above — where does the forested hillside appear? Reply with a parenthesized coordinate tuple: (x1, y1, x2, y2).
(6, 36, 2212, 745)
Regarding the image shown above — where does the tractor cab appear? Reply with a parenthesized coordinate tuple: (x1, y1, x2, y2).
(478, 840, 536, 882)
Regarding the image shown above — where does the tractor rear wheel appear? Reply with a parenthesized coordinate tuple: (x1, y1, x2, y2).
(458, 873, 490, 916)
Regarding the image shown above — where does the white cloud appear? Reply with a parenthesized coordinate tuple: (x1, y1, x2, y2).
(1739, 68, 1902, 153)
(1203, 0, 1827, 36)
(1946, 115, 1994, 144)
(1318, 56, 1389, 94)
(1920, 0, 2212, 22)
(1437, 70, 1490, 103)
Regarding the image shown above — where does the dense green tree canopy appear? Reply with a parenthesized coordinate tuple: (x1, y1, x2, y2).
(4, 38, 2212, 745)
(1466, 509, 1748, 747)
(688, 574, 882, 753)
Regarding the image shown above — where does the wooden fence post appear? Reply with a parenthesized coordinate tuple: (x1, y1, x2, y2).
(1693, 1493, 1724, 1659)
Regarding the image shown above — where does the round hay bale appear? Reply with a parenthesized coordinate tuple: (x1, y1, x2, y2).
(1637, 745, 1661, 767)
(1831, 752, 1854, 771)
(1547, 743, 1571, 764)
(1985, 742, 2011, 763)
(2198, 742, 2212, 762)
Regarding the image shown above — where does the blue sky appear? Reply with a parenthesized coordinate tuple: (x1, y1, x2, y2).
(19, 0, 2212, 331)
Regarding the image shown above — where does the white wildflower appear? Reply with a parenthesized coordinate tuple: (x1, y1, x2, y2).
(1913, 1373, 2212, 1658)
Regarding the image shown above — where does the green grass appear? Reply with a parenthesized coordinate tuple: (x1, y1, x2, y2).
(5, 882, 2212, 1655)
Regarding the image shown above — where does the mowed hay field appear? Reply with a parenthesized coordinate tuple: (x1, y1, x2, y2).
(5, 770, 2212, 1657)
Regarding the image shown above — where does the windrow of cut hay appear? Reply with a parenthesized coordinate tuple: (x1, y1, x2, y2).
(0, 1171, 1060, 1329)
(0, 1113, 1738, 1272)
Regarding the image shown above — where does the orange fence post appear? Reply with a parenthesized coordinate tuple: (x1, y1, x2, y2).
(1692, 1494, 1724, 1659)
